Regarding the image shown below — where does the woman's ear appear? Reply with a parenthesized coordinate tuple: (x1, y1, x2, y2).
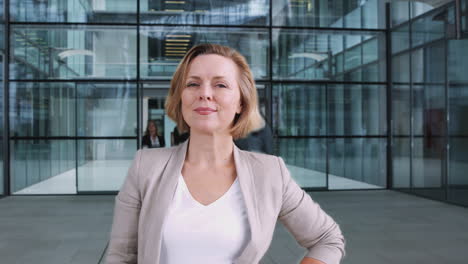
(236, 103, 243, 114)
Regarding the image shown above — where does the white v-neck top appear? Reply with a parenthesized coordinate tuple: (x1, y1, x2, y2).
(159, 175, 251, 264)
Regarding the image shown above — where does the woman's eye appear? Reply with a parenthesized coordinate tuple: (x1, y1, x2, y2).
(216, 84, 227, 88)
(186, 83, 199, 87)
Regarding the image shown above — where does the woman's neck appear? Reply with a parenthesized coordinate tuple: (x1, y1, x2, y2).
(186, 132, 234, 168)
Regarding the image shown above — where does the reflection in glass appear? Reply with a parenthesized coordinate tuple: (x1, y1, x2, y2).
(391, 1, 410, 26)
(273, 84, 326, 136)
(276, 138, 326, 188)
(412, 138, 445, 200)
(77, 139, 136, 192)
(448, 138, 468, 206)
(9, 82, 75, 137)
(272, 0, 385, 29)
(10, 25, 137, 80)
(140, 26, 268, 79)
(328, 85, 386, 136)
(273, 29, 386, 81)
(391, 25, 410, 54)
(328, 138, 386, 189)
(393, 138, 411, 188)
(140, 0, 268, 25)
(412, 85, 446, 137)
(10, 0, 137, 23)
(392, 54, 410, 83)
(77, 83, 137, 137)
(448, 40, 468, 83)
(392, 85, 410, 135)
(11, 140, 76, 194)
(411, 10, 445, 48)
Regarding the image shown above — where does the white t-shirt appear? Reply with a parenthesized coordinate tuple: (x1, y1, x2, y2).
(160, 175, 251, 264)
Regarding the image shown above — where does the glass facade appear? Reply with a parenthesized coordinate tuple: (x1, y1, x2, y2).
(391, 1, 468, 206)
(0, 0, 466, 205)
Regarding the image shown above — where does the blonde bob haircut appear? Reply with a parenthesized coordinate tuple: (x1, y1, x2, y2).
(165, 43, 264, 139)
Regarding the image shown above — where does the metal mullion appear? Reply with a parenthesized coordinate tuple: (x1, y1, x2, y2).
(444, 37, 450, 202)
(3, 0, 11, 195)
(137, 0, 141, 150)
(386, 3, 393, 190)
(409, 4, 414, 191)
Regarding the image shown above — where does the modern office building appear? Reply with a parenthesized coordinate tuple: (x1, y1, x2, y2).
(0, 0, 467, 207)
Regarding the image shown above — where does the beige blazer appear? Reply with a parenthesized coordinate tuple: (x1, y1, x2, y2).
(106, 140, 345, 264)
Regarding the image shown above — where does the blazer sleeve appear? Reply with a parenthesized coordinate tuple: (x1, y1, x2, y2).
(277, 157, 345, 264)
(106, 150, 143, 264)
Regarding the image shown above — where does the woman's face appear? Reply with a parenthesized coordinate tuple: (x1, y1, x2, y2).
(181, 54, 242, 137)
(148, 122, 156, 134)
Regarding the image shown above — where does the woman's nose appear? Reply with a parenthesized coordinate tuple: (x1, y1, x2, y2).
(198, 84, 213, 100)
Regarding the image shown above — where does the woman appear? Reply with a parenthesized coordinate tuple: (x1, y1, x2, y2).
(107, 44, 345, 264)
(142, 120, 165, 148)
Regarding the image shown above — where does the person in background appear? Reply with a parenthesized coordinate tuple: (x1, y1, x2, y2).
(234, 117, 273, 155)
(107, 44, 345, 264)
(142, 120, 165, 148)
(171, 126, 190, 146)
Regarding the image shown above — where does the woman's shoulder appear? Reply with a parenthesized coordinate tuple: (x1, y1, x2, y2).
(237, 149, 282, 171)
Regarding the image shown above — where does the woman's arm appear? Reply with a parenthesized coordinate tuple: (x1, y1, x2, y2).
(277, 157, 345, 264)
(301, 257, 326, 264)
(106, 150, 143, 264)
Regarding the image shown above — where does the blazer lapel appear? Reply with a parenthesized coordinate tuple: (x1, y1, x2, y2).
(233, 145, 260, 263)
(143, 140, 188, 263)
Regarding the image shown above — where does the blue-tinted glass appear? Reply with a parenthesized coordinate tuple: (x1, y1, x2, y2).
(273, 84, 326, 136)
(10, 25, 137, 80)
(11, 139, 76, 194)
(77, 83, 137, 137)
(140, 27, 268, 80)
(328, 85, 386, 136)
(411, 10, 445, 48)
(273, 29, 385, 81)
(448, 39, 468, 83)
(10, 0, 136, 23)
(328, 138, 386, 189)
(393, 137, 411, 188)
(391, 1, 410, 26)
(77, 139, 136, 192)
(448, 138, 468, 206)
(392, 53, 410, 83)
(276, 138, 326, 189)
(392, 85, 411, 135)
(391, 25, 410, 54)
(272, 0, 385, 29)
(9, 82, 75, 137)
(140, 0, 268, 25)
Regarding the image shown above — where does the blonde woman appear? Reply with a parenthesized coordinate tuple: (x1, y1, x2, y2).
(107, 44, 345, 264)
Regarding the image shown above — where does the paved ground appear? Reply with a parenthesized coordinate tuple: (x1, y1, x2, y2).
(1, 190, 467, 264)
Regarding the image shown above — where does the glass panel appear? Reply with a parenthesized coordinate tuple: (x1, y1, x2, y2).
(411, 1, 437, 19)
(412, 138, 445, 200)
(11, 139, 76, 194)
(328, 138, 386, 190)
(276, 138, 326, 188)
(140, 0, 268, 25)
(448, 138, 468, 206)
(448, 40, 468, 83)
(140, 27, 268, 80)
(77, 83, 137, 137)
(449, 84, 468, 136)
(9, 82, 75, 137)
(391, 24, 410, 54)
(273, 29, 386, 81)
(391, 1, 410, 26)
(273, 84, 326, 136)
(77, 139, 136, 192)
(392, 85, 411, 135)
(10, 0, 137, 23)
(272, 0, 385, 29)
(392, 53, 410, 83)
(10, 25, 137, 80)
(328, 85, 386, 136)
(393, 137, 411, 188)
(411, 10, 445, 48)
